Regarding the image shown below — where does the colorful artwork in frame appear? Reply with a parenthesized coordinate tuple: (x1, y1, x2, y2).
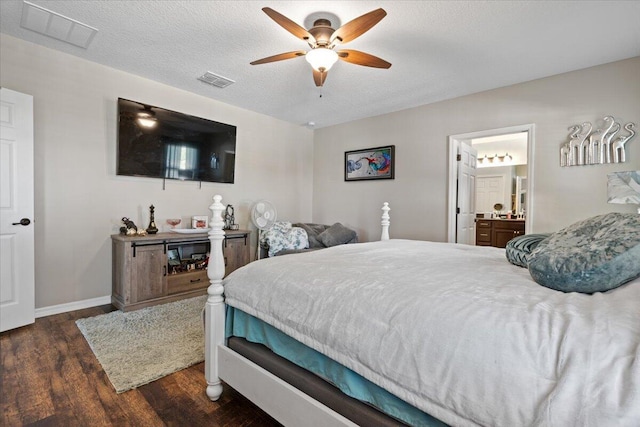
(345, 145, 395, 181)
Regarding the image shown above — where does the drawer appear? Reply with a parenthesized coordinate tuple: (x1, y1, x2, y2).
(493, 221, 525, 232)
(476, 220, 492, 228)
(476, 230, 491, 243)
(168, 270, 208, 295)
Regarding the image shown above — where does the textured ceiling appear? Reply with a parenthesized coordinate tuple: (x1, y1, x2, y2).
(1, 1, 639, 128)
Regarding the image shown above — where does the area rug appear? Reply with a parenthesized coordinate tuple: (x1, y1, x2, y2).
(76, 295, 206, 393)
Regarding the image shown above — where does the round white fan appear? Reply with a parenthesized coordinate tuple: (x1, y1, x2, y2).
(250, 200, 277, 259)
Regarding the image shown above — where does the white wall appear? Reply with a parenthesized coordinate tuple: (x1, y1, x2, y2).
(313, 57, 640, 242)
(1, 35, 314, 308)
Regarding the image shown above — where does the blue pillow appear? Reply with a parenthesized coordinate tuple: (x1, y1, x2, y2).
(505, 234, 550, 268)
(528, 213, 640, 293)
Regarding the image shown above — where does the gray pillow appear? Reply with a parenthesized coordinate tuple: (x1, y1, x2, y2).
(318, 223, 357, 247)
(505, 234, 551, 268)
(293, 223, 329, 248)
(528, 213, 640, 293)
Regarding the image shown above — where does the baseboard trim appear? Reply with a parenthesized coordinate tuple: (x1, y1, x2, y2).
(35, 295, 112, 318)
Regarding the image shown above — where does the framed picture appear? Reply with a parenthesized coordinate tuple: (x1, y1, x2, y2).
(167, 249, 179, 260)
(191, 215, 209, 229)
(345, 145, 395, 181)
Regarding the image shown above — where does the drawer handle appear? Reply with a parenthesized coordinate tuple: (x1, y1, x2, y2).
(190, 278, 202, 283)
(480, 233, 488, 237)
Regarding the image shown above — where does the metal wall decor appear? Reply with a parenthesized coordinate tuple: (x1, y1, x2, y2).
(560, 116, 635, 167)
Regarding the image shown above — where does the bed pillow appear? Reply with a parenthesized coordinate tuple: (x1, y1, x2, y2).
(527, 213, 640, 293)
(505, 234, 551, 268)
(318, 223, 357, 247)
(263, 222, 309, 257)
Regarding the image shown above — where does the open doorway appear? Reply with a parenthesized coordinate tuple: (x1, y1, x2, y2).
(447, 124, 535, 243)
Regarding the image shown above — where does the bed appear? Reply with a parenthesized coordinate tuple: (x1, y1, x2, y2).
(203, 195, 640, 426)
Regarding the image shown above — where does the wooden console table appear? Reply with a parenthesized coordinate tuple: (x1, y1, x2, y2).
(111, 230, 250, 311)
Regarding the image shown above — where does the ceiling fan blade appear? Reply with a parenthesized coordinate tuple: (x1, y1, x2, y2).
(250, 51, 306, 65)
(330, 8, 386, 45)
(337, 49, 391, 69)
(262, 7, 316, 45)
(313, 69, 328, 87)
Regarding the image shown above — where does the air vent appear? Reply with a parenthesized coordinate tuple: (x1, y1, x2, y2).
(197, 72, 235, 89)
(20, 1, 98, 49)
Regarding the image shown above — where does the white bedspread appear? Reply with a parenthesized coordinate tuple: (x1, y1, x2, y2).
(223, 240, 640, 427)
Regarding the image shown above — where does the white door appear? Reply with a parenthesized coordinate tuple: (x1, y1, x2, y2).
(476, 176, 505, 214)
(0, 88, 35, 332)
(456, 142, 477, 245)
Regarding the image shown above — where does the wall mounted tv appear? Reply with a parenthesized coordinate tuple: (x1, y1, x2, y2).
(117, 98, 236, 184)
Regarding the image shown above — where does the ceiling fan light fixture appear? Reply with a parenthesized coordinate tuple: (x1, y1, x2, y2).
(305, 48, 338, 72)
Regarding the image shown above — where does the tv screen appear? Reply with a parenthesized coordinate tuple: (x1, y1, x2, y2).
(117, 98, 236, 183)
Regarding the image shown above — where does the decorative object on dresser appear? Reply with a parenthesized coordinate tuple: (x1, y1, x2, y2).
(223, 204, 238, 230)
(76, 295, 206, 393)
(476, 217, 525, 248)
(191, 215, 208, 229)
(119, 217, 137, 235)
(560, 116, 635, 166)
(146, 204, 158, 234)
(111, 230, 250, 311)
(166, 218, 181, 229)
(608, 170, 640, 214)
(345, 145, 395, 181)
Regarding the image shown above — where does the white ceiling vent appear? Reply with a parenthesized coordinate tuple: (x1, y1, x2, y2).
(20, 1, 98, 49)
(197, 71, 235, 89)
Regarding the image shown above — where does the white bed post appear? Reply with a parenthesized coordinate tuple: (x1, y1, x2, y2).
(205, 195, 226, 401)
(381, 202, 390, 241)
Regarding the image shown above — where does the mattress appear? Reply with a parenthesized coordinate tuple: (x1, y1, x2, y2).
(226, 305, 446, 426)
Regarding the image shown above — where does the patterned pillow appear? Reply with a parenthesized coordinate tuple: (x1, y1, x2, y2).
(505, 234, 551, 268)
(263, 222, 309, 257)
(528, 213, 640, 293)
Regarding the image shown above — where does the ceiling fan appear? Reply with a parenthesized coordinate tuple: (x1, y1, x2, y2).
(250, 7, 391, 87)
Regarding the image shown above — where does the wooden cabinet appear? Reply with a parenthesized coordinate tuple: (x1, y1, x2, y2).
(112, 230, 250, 311)
(224, 232, 250, 277)
(475, 219, 525, 248)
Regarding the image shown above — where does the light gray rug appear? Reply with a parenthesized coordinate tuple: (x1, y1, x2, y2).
(76, 295, 206, 393)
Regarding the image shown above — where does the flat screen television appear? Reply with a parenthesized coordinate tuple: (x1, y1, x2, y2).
(117, 98, 236, 183)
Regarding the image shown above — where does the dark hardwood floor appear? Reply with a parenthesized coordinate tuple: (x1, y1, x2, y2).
(0, 304, 281, 427)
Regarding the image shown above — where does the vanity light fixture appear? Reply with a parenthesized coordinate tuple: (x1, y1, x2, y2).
(478, 153, 512, 165)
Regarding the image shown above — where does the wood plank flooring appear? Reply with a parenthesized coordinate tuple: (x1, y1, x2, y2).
(0, 304, 281, 427)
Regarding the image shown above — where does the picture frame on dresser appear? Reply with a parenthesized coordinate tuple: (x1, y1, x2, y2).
(345, 145, 395, 181)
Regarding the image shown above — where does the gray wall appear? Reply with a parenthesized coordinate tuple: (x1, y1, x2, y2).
(313, 57, 640, 242)
(1, 35, 314, 309)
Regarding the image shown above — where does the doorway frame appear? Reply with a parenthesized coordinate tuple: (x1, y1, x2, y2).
(447, 124, 535, 243)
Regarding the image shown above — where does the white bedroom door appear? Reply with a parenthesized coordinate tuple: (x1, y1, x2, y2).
(0, 88, 35, 332)
(456, 142, 477, 245)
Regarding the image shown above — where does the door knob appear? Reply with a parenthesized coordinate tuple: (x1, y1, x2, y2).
(12, 218, 31, 226)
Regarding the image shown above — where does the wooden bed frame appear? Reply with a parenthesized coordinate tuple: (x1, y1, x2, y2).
(204, 195, 391, 426)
